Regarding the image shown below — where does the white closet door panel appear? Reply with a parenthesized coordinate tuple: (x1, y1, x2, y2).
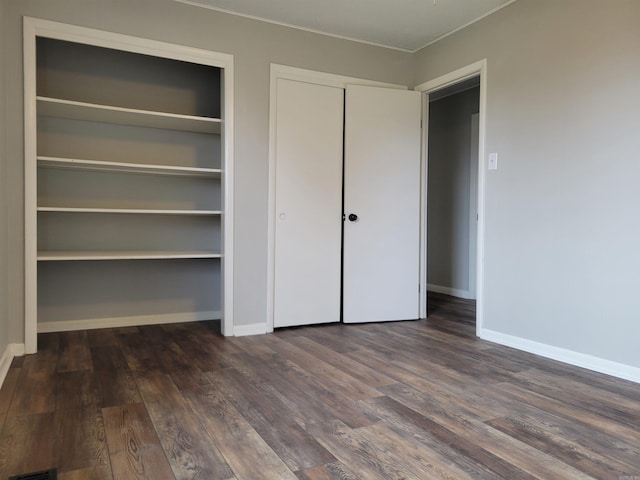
(343, 85, 422, 323)
(274, 79, 344, 328)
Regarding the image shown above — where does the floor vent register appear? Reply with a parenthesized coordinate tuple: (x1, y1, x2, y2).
(9, 468, 57, 480)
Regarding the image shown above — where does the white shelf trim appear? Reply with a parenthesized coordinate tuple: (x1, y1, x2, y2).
(38, 250, 222, 261)
(37, 207, 222, 215)
(37, 156, 222, 177)
(37, 96, 222, 134)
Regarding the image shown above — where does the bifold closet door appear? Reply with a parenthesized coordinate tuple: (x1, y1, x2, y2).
(343, 85, 422, 323)
(273, 79, 344, 327)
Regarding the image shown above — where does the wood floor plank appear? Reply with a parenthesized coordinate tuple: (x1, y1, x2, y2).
(354, 324, 516, 383)
(58, 330, 93, 372)
(91, 347, 142, 408)
(183, 385, 298, 480)
(226, 352, 363, 428)
(266, 339, 383, 401)
(227, 333, 282, 357)
(168, 322, 237, 372)
(533, 361, 640, 403)
(119, 332, 209, 391)
(10, 355, 25, 368)
(54, 407, 109, 473)
(486, 414, 639, 478)
(485, 382, 640, 466)
(102, 403, 175, 480)
(55, 370, 100, 410)
(134, 370, 179, 399)
(305, 419, 422, 480)
(139, 374, 234, 480)
(387, 349, 497, 390)
(491, 380, 640, 450)
(0, 367, 20, 415)
(357, 421, 485, 480)
(380, 361, 540, 422)
(58, 465, 113, 480)
(287, 335, 397, 388)
(423, 317, 479, 340)
(369, 391, 596, 479)
(377, 322, 527, 375)
(7, 348, 58, 417)
(295, 462, 359, 480)
(345, 350, 495, 422)
(0, 412, 57, 479)
(427, 292, 476, 324)
(360, 395, 535, 480)
(87, 328, 121, 348)
(136, 324, 176, 345)
(116, 332, 165, 375)
(160, 342, 211, 391)
(206, 366, 336, 471)
(512, 367, 640, 425)
(379, 320, 490, 356)
(297, 325, 362, 354)
(221, 353, 323, 428)
(245, 353, 379, 429)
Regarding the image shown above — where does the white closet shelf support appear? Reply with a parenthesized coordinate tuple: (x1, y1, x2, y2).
(37, 250, 222, 261)
(37, 156, 222, 178)
(37, 207, 222, 215)
(37, 96, 222, 134)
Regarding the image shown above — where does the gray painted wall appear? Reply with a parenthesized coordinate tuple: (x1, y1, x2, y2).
(0, 0, 8, 356)
(427, 87, 479, 295)
(3, 0, 639, 374)
(2, 0, 413, 342)
(415, 0, 640, 368)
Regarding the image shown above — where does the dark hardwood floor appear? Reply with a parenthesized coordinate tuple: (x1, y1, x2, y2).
(1, 293, 639, 479)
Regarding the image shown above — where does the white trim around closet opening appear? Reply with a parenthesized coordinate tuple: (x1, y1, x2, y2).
(23, 17, 235, 350)
(266, 64, 408, 333)
(415, 59, 487, 336)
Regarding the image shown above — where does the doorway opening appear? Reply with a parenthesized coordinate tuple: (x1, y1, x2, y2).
(416, 60, 486, 334)
(427, 78, 479, 324)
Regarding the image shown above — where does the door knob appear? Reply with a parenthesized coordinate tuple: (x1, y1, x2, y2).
(348, 213, 358, 222)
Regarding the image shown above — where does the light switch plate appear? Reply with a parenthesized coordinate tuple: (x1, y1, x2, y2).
(488, 152, 498, 170)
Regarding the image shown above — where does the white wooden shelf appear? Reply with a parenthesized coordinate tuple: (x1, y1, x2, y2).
(37, 156, 222, 178)
(37, 207, 222, 215)
(37, 96, 222, 134)
(38, 250, 222, 261)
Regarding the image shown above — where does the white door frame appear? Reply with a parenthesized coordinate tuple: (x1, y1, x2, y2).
(469, 112, 480, 300)
(415, 59, 487, 335)
(267, 64, 406, 333)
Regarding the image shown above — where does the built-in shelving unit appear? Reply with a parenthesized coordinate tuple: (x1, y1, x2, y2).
(24, 18, 234, 351)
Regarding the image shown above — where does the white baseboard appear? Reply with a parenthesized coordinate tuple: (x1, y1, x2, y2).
(0, 343, 25, 389)
(37, 310, 221, 333)
(234, 322, 267, 337)
(480, 328, 640, 384)
(427, 283, 475, 300)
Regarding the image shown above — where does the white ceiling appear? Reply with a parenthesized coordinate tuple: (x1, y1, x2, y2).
(175, 0, 517, 52)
